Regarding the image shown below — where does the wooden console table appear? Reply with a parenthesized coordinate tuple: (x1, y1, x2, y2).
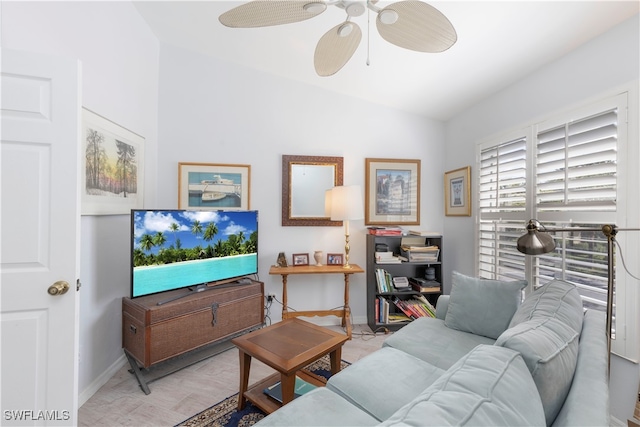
(268, 264, 364, 339)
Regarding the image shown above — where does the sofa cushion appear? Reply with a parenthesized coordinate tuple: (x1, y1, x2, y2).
(383, 317, 495, 370)
(509, 279, 583, 333)
(444, 271, 527, 339)
(379, 345, 546, 427)
(254, 387, 378, 426)
(326, 347, 445, 421)
(495, 317, 579, 426)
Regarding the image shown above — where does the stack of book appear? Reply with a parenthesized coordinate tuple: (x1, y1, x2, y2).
(375, 251, 402, 264)
(368, 226, 403, 236)
(408, 230, 441, 237)
(409, 277, 441, 293)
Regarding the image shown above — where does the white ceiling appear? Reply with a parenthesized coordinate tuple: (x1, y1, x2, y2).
(133, 1, 639, 120)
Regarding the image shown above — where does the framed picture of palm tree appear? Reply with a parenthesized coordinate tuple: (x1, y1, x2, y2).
(178, 162, 251, 210)
(82, 108, 145, 215)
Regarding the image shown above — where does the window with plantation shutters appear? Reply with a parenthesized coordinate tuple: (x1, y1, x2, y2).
(536, 109, 618, 213)
(478, 136, 528, 282)
(476, 93, 631, 353)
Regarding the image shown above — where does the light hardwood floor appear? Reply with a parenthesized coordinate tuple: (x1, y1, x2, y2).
(78, 323, 390, 426)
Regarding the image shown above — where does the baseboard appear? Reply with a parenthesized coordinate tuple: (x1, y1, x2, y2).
(79, 353, 127, 407)
(611, 416, 627, 427)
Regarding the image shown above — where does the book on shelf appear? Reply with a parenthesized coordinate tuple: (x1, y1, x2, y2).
(409, 277, 441, 293)
(392, 296, 436, 319)
(368, 226, 403, 236)
(263, 376, 317, 403)
(408, 230, 441, 237)
(413, 294, 437, 317)
(387, 313, 411, 323)
(375, 251, 402, 264)
(375, 268, 392, 292)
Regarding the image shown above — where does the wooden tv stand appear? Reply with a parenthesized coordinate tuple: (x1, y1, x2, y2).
(122, 280, 264, 394)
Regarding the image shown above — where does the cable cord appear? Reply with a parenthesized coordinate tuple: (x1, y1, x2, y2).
(615, 239, 640, 281)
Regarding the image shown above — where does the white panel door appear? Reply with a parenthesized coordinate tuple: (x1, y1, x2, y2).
(1, 48, 81, 425)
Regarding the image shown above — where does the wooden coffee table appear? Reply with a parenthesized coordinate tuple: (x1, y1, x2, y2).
(232, 318, 348, 414)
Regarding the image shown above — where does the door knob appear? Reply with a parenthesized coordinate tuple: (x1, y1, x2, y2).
(48, 281, 69, 296)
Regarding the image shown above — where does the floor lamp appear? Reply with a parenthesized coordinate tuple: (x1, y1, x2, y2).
(516, 220, 640, 367)
(326, 185, 364, 269)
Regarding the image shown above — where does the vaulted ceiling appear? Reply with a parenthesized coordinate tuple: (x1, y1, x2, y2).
(133, 1, 639, 120)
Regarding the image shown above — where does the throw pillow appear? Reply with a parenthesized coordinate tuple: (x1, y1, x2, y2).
(509, 279, 584, 333)
(495, 317, 580, 426)
(444, 271, 526, 339)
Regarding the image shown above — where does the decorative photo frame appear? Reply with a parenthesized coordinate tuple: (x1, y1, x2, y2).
(178, 162, 250, 210)
(365, 158, 420, 225)
(292, 253, 310, 266)
(327, 253, 343, 265)
(81, 108, 145, 215)
(444, 166, 471, 216)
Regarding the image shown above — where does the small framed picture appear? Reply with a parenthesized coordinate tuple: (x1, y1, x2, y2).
(292, 253, 309, 266)
(444, 166, 471, 216)
(327, 253, 343, 265)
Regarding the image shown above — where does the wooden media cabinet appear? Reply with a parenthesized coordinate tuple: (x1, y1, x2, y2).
(122, 280, 264, 393)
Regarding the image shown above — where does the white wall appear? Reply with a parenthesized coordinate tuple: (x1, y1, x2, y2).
(443, 14, 640, 423)
(156, 43, 446, 325)
(1, 0, 446, 404)
(1, 1, 160, 403)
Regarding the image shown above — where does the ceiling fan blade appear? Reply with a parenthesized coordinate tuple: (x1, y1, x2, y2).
(376, 0, 457, 53)
(219, 1, 327, 28)
(314, 22, 362, 77)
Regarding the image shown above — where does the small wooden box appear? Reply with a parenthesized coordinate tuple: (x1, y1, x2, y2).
(122, 281, 264, 368)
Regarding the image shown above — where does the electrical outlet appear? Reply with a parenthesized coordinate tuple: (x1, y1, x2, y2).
(267, 293, 276, 302)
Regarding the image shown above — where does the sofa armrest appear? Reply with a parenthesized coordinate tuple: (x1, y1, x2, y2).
(435, 295, 449, 320)
(551, 309, 609, 427)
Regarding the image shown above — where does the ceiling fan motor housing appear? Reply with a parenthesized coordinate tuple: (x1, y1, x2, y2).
(344, 2, 366, 17)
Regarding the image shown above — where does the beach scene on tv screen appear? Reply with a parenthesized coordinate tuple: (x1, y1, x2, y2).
(132, 210, 258, 297)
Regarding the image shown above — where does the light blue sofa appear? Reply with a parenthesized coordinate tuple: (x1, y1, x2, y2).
(256, 273, 609, 427)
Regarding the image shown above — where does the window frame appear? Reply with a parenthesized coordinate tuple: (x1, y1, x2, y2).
(475, 90, 638, 362)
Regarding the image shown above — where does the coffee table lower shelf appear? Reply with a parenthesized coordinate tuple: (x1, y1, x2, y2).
(243, 370, 326, 414)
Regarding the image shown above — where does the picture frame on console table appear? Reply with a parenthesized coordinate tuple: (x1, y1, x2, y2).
(365, 158, 420, 225)
(444, 166, 471, 216)
(81, 108, 145, 215)
(178, 162, 250, 210)
(327, 253, 343, 265)
(292, 253, 309, 266)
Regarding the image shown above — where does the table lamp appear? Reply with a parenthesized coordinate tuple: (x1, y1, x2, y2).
(326, 185, 364, 269)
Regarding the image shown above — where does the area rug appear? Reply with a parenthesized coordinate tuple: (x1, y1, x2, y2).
(176, 356, 350, 427)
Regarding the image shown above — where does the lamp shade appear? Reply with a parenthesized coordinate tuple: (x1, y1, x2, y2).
(327, 185, 364, 221)
(516, 220, 556, 255)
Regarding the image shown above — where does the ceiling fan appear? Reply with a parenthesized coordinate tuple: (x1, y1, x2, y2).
(219, 0, 457, 77)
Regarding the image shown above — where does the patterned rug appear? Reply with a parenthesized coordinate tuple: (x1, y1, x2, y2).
(176, 356, 349, 427)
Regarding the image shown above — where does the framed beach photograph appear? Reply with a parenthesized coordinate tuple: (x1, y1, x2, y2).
(178, 162, 250, 210)
(292, 253, 309, 266)
(81, 108, 145, 215)
(327, 253, 343, 265)
(444, 166, 471, 216)
(365, 158, 420, 225)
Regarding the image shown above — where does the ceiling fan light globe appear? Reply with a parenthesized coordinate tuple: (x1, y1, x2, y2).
(303, 2, 327, 14)
(338, 22, 353, 37)
(378, 9, 398, 25)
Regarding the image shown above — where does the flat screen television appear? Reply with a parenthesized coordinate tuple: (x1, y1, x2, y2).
(131, 209, 258, 300)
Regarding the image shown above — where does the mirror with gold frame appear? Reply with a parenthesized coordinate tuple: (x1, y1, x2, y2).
(282, 155, 343, 226)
